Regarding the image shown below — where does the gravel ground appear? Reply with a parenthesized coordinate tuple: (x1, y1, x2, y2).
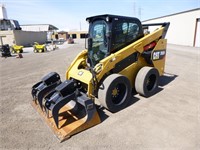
(0, 40, 199, 150)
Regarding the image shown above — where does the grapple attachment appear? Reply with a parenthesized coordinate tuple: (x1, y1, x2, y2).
(31, 74, 101, 142)
(31, 72, 61, 109)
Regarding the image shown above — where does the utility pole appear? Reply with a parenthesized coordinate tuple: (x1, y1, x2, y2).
(133, 1, 136, 17)
(138, 6, 141, 20)
(79, 22, 82, 31)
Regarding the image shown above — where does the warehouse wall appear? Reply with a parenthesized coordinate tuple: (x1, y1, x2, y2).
(14, 30, 47, 46)
(142, 9, 200, 47)
(68, 31, 88, 39)
(0, 30, 15, 45)
(0, 30, 47, 46)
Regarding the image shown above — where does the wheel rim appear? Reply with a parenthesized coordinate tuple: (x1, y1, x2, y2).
(146, 74, 156, 91)
(111, 83, 126, 105)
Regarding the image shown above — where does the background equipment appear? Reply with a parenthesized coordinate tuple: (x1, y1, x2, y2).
(33, 42, 47, 53)
(0, 36, 11, 57)
(10, 44, 24, 54)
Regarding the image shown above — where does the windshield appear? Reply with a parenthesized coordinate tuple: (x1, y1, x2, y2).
(88, 20, 108, 67)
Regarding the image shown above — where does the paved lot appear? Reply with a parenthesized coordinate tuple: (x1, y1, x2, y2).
(0, 41, 199, 150)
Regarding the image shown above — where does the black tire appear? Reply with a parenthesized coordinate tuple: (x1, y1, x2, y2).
(98, 74, 131, 113)
(135, 67, 159, 97)
(11, 47, 15, 54)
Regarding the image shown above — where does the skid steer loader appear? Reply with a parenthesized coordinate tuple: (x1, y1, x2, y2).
(10, 44, 24, 54)
(31, 14, 170, 142)
(33, 42, 47, 53)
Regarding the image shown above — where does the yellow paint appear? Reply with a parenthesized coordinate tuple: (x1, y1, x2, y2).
(65, 26, 167, 98)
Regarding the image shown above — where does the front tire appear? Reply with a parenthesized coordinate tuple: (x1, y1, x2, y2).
(135, 67, 159, 97)
(98, 74, 131, 113)
(33, 49, 37, 53)
(44, 47, 47, 52)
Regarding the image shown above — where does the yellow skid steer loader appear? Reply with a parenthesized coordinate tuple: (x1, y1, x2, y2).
(31, 14, 170, 142)
(10, 44, 24, 53)
(33, 42, 47, 53)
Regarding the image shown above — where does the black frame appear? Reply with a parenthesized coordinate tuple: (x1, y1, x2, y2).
(86, 14, 144, 55)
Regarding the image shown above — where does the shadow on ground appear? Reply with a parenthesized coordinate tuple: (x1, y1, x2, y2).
(159, 73, 178, 87)
(92, 73, 178, 123)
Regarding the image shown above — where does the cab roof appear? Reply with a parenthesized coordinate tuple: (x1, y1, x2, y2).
(86, 14, 141, 23)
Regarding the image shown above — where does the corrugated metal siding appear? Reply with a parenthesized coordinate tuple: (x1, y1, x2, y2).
(21, 25, 49, 32)
(142, 9, 200, 47)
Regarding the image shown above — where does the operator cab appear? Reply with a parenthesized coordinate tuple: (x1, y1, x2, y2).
(86, 14, 144, 67)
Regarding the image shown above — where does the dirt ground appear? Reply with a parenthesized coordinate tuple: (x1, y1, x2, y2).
(0, 40, 199, 150)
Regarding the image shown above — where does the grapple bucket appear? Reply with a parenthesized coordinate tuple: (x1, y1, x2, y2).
(31, 75, 101, 142)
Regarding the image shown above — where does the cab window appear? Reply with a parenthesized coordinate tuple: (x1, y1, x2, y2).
(112, 20, 140, 52)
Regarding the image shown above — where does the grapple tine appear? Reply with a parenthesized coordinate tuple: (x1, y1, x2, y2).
(37, 83, 58, 110)
(77, 95, 97, 122)
(31, 72, 61, 107)
(31, 81, 43, 101)
(51, 92, 76, 128)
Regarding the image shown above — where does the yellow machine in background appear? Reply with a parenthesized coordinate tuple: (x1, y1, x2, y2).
(10, 44, 24, 53)
(32, 14, 170, 142)
(33, 42, 47, 53)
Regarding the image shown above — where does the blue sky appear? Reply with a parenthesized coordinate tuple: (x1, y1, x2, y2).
(1, 0, 199, 31)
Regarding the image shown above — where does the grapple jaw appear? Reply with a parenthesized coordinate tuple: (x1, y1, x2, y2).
(31, 72, 61, 109)
(31, 73, 101, 142)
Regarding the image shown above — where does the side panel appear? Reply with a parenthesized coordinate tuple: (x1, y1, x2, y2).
(66, 50, 94, 98)
(119, 56, 147, 87)
(151, 39, 167, 75)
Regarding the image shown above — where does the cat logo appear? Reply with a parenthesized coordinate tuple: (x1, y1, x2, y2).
(152, 50, 166, 60)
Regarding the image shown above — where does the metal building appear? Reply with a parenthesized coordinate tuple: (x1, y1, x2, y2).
(142, 8, 200, 47)
(21, 24, 58, 41)
(20, 24, 58, 32)
(0, 5, 58, 46)
(52, 31, 88, 40)
(68, 31, 88, 39)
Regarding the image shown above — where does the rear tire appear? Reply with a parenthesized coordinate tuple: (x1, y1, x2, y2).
(135, 67, 159, 97)
(98, 74, 131, 113)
